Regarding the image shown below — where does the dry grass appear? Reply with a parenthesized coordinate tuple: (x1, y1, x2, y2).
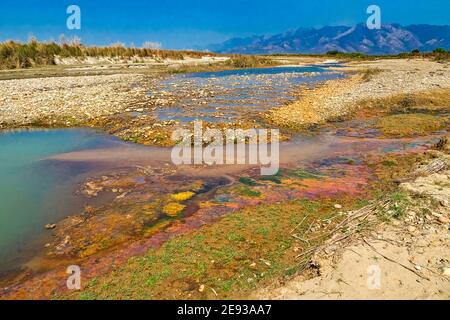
(0, 40, 216, 70)
(376, 113, 447, 137)
(225, 55, 278, 68)
(361, 67, 383, 82)
(360, 88, 450, 114)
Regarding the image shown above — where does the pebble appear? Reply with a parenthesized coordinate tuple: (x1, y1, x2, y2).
(443, 268, 450, 277)
(438, 216, 450, 224)
(0, 74, 151, 129)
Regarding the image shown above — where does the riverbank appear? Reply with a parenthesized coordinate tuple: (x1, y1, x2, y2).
(0, 56, 449, 300)
(0, 56, 334, 146)
(255, 142, 450, 300)
(267, 59, 450, 130)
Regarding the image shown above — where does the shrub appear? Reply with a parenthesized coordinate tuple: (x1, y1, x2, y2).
(0, 40, 216, 69)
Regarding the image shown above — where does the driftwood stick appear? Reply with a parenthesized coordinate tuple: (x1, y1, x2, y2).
(362, 238, 430, 281)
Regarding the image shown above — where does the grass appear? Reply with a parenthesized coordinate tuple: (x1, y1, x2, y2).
(225, 55, 278, 68)
(56, 145, 443, 300)
(361, 68, 383, 82)
(0, 39, 216, 69)
(356, 89, 450, 138)
(363, 89, 450, 114)
(67, 198, 361, 300)
(376, 113, 447, 137)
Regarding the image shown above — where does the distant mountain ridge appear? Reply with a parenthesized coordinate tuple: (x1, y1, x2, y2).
(208, 24, 450, 55)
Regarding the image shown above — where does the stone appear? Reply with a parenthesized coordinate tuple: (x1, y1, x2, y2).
(45, 224, 56, 230)
(438, 216, 450, 224)
(198, 284, 205, 293)
(443, 268, 450, 277)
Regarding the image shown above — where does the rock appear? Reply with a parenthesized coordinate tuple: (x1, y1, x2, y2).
(443, 268, 450, 277)
(45, 224, 56, 230)
(438, 216, 450, 224)
(198, 284, 205, 293)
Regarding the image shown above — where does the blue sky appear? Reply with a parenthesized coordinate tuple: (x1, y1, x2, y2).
(0, 0, 449, 49)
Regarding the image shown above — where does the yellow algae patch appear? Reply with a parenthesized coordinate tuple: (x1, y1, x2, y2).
(163, 203, 186, 217)
(198, 201, 219, 208)
(170, 191, 195, 202)
(144, 220, 172, 237)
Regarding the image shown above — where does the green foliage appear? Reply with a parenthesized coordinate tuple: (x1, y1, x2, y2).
(225, 55, 278, 68)
(239, 177, 259, 186)
(433, 48, 447, 54)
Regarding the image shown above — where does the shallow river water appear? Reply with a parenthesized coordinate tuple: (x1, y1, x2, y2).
(0, 129, 123, 274)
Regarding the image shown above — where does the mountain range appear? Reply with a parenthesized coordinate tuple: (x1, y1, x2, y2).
(208, 24, 450, 55)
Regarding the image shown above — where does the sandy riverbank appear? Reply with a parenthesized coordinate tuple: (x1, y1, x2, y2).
(255, 145, 450, 300)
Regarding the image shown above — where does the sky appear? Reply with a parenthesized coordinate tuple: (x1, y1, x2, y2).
(0, 0, 449, 49)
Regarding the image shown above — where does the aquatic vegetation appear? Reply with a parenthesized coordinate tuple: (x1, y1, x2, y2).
(170, 191, 195, 202)
(163, 203, 186, 217)
(69, 198, 361, 300)
(257, 170, 283, 184)
(233, 186, 262, 198)
(239, 177, 259, 186)
(283, 168, 324, 180)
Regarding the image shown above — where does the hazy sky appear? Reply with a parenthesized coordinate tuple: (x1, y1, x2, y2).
(0, 0, 449, 49)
